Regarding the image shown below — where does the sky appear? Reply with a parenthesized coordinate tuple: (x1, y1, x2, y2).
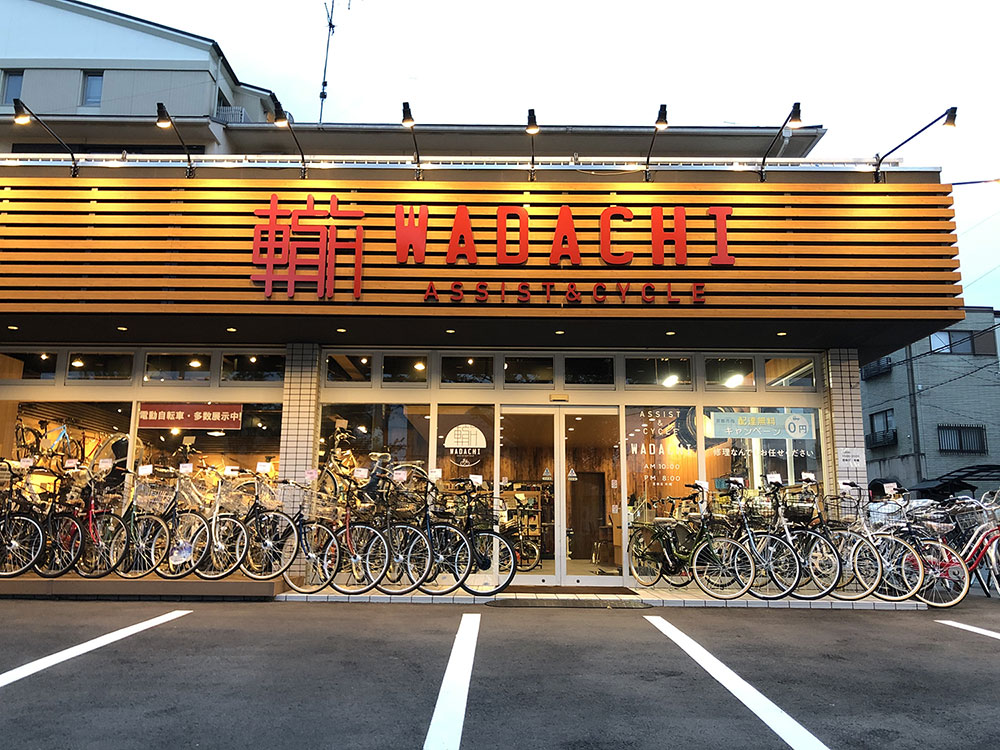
(94, 0, 1000, 308)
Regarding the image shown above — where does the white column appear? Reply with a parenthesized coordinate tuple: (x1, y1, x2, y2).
(278, 344, 321, 509)
(821, 348, 868, 489)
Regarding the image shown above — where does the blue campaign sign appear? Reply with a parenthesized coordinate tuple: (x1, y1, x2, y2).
(709, 412, 815, 440)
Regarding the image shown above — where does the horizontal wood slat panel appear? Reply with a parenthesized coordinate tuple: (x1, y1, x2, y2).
(0, 177, 962, 321)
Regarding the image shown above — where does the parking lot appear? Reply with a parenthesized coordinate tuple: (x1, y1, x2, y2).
(2, 597, 999, 749)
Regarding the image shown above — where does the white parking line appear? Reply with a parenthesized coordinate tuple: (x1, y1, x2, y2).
(645, 615, 829, 750)
(937, 620, 1000, 641)
(423, 613, 481, 750)
(0, 609, 192, 689)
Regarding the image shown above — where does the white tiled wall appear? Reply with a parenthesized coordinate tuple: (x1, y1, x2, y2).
(822, 348, 867, 488)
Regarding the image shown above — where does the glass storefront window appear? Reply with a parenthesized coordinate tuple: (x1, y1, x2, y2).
(137, 403, 282, 471)
(320, 404, 430, 467)
(144, 353, 211, 383)
(437, 405, 494, 484)
(625, 406, 699, 516)
(705, 357, 755, 389)
(327, 354, 372, 383)
(504, 356, 553, 385)
(441, 356, 493, 385)
(382, 355, 428, 384)
(67, 353, 133, 381)
(758, 407, 822, 487)
(222, 354, 285, 382)
(625, 357, 692, 388)
(565, 357, 614, 385)
(704, 406, 754, 491)
(0, 352, 56, 380)
(765, 357, 816, 388)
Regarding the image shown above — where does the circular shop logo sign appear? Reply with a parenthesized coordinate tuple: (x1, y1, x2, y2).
(444, 423, 487, 467)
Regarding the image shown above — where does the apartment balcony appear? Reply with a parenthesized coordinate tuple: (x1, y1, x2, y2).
(861, 357, 892, 380)
(216, 106, 249, 124)
(866, 429, 898, 449)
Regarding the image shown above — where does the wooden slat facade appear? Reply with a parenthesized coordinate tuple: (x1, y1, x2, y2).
(0, 177, 963, 320)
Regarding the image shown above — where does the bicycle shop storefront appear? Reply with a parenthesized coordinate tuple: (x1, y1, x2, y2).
(0, 173, 963, 590)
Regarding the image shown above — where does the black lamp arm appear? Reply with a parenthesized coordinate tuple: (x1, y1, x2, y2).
(758, 109, 795, 182)
(14, 99, 78, 177)
(874, 108, 954, 183)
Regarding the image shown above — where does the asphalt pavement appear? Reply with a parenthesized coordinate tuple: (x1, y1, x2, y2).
(2, 596, 999, 749)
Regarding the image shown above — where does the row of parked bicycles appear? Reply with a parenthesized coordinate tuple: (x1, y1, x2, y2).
(0, 432, 520, 596)
(627, 476, 1000, 608)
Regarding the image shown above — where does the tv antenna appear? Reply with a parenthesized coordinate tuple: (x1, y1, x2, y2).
(318, 1, 357, 122)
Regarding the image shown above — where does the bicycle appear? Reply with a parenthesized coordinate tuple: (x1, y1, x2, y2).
(627, 483, 756, 599)
(70, 469, 129, 579)
(189, 463, 249, 581)
(409, 475, 472, 595)
(278, 479, 341, 594)
(0, 461, 45, 577)
(448, 481, 516, 596)
(325, 473, 389, 595)
(14, 416, 83, 464)
(222, 469, 298, 581)
(10, 466, 84, 578)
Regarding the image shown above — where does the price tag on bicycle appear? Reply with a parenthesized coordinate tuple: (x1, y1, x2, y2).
(470, 474, 483, 486)
(353, 467, 369, 480)
(224, 465, 239, 477)
(19, 457, 33, 469)
(179, 463, 193, 475)
(304, 468, 318, 482)
(882, 482, 897, 496)
(64, 458, 79, 470)
(429, 468, 442, 481)
(256, 461, 272, 474)
(392, 469, 408, 483)
(694, 480, 709, 493)
(801, 472, 816, 482)
(98, 458, 113, 472)
(729, 476, 744, 486)
(766, 473, 782, 484)
(138, 464, 153, 477)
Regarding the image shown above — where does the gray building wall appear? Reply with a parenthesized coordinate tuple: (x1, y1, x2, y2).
(861, 307, 1000, 490)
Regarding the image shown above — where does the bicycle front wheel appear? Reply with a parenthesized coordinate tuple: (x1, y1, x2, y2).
(872, 534, 925, 602)
(0, 514, 44, 577)
(377, 523, 431, 595)
(915, 539, 970, 608)
(627, 527, 664, 587)
(512, 537, 541, 572)
(154, 511, 209, 579)
(462, 531, 515, 596)
(195, 515, 249, 580)
(692, 537, 755, 600)
(33, 512, 83, 578)
(241, 511, 298, 581)
(746, 532, 801, 600)
(282, 521, 337, 593)
(330, 523, 388, 595)
(75, 513, 127, 578)
(829, 530, 883, 601)
(419, 523, 472, 596)
(789, 530, 842, 600)
(114, 514, 168, 579)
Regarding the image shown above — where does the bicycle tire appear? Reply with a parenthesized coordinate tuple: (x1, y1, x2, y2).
(14, 426, 40, 461)
(746, 532, 801, 600)
(377, 523, 431, 595)
(829, 530, 883, 601)
(461, 531, 515, 596)
(789, 529, 842, 600)
(75, 512, 128, 578)
(33, 512, 83, 578)
(871, 533, 925, 602)
(418, 522, 472, 595)
(914, 539, 970, 608)
(330, 523, 388, 595)
(281, 521, 337, 593)
(691, 537, 755, 600)
(153, 511, 209, 579)
(241, 510, 298, 581)
(195, 515, 250, 580)
(113, 513, 168, 579)
(512, 537, 541, 572)
(0, 513, 44, 577)
(627, 527, 663, 587)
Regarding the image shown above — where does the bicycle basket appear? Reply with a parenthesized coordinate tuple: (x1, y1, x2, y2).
(953, 506, 996, 532)
(218, 479, 254, 515)
(90, 485, 125, 510)
(133, 480, 174, 514)
(822, 495, 859, 525)
(301, 488, 339, 521)
(256, 480, 283, 511)
(746, 495, 776, 523)
(785, 497, 816, 524)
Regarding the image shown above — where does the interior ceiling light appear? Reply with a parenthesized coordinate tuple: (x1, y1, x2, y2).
(170, 427, 181, 435)
(665, 331, 676, 336)
(776, 331, 788, 337)
(414, 361, 426, 371)
(7, 325, 18, 331)
(445, 329, 456, 334)
(360, 357, 368, 364)
(71, 358, 84, 367)
(467, 358, 474, 365)
(39, 353, 48, 360)
(555, 330, 565, 335)
(116, 326, 128, 331)
(724, 373, 745, 388)
(662, 374, 680, 388)
(249, 356, 257, 363)
(336, 328, 347, 333)
(575, 416, 583, 421)
(226, 327, 237, 333)
(207, 431, 225, 437)
(188, 359, 202, 368)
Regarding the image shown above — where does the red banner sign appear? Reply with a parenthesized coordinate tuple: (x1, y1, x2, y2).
(138, 403, 243, 430)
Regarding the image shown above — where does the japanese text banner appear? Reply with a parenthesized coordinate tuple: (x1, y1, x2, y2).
(138, 403, 244, 430)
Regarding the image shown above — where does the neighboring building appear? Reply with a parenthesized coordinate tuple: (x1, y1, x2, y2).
(0, 1, 965, 588)
(0, 0, 279, 155)
(861, 307, 1000, 492)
